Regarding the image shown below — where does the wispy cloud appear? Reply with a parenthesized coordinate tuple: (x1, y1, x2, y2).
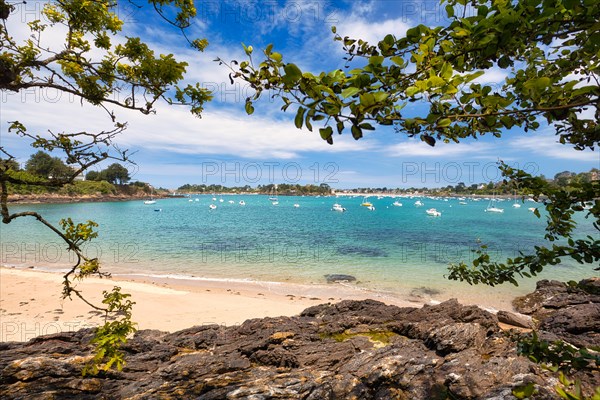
(334, 14, 411, 47)
(385, 139, 497, 159)
(509, 134, 599, 162)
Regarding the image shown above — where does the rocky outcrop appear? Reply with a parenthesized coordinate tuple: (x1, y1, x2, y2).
(513, 278, 600, 348)
(1, 296, 598, 399)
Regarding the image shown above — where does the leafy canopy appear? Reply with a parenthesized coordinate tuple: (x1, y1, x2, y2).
(227, 0, 598, 148)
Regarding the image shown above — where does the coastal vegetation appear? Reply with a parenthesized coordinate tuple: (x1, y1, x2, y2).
(177, 182, 333, 196)
(0, 0, 210, 374)
(176, 168, 597, 197)
(6, 151, 158, 198)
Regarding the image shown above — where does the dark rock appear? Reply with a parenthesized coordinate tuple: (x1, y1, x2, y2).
(497, 310, 533, 329)
(1, 295, 598, 399)
(539, 303, 600, 348)
(512, 278, 600, 348)
(324, 274, 356, 283)
(578, 277, 600, 295)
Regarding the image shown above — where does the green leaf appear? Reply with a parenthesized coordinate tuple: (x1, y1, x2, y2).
(512, 383, 535, 399)
(373, 92, 389, 102)
(351, 125, 362, 140)
(437, 118, 451, 127)
(390, 56, 404, 66)
(406, 86, 420, 97)
(524, 77, 551, 92)
(294, 107, 305, 129)
(245, 101, 254, 115)
(283, 63, 302, 83)
(271, 52, 282, 62)
(319, 126, 333, 140)
(360, 93, 376, 107)
(341, 87, 360, 98)
(440, 62, 453, 80)
(369, 55, 384, 65)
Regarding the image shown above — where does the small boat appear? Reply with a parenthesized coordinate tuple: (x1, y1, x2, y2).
(459, 201, 467, 205)
(485, 192, 504, 213)
(528, 207, 536, 212)
(219, 198, 224, 203)
(228, 200, 235, 204)
(426, 208, 441, 217)
(392, 201, 403, 207)
(209, 204, 217, 210)
(239, 200, 246, 206)
(360, 196, 372, 207)
(367, 205, 375, 211)
(293, 203, 300, 208)
(154, 208, 162, 212)
(269, 185, 279, 203)
(212, 197, 217, 201)
(512, 191, 521, 208)
(195, 198, 199, 202)
(332, 203, 346, 212)
(144, 200, 156, 205)
(414, 200, 424, 207)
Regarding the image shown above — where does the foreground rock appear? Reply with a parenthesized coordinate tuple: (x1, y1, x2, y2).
(513, 278, 600, 348)
(1, 298, 598, 399)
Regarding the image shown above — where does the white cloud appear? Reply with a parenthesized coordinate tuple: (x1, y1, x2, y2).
(471, 68, 508, 85)
(1, 88, 376, 161)
(335, 16, 411, 45)
(385, 139, 496, 159)
(509, 134, 599, 162)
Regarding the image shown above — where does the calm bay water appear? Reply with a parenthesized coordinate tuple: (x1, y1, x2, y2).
(1, 195, 594, 304)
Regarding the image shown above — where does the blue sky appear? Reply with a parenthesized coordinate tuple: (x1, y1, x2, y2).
(1, 0, 598, 189)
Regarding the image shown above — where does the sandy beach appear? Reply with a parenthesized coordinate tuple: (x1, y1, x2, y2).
(1, 266, 428, 342)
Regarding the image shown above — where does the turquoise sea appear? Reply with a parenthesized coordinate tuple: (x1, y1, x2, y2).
(0, 195, 595, 307)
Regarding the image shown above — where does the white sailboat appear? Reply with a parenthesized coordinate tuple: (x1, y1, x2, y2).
(485, 193, 504, 213)
(144, 187, 156, 204)
(269, 185, 279, 205)
(512, 191, 521, 208)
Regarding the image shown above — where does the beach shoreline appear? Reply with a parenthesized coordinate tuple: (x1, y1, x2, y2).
(0, 265, 527, 343)
(1, 266, 435, 343)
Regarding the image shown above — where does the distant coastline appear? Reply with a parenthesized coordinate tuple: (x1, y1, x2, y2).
(6, 193, 175, 205)
(6, 191, 538, 205)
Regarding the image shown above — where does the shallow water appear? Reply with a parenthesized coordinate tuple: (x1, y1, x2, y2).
(1, 195, 594, 307)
